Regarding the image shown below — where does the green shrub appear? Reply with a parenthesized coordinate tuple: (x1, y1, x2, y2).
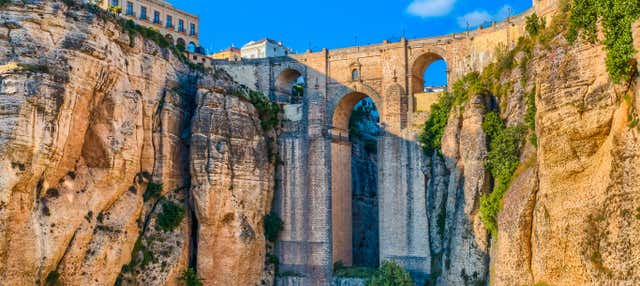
(333, 261, 377, 279)
(525, 88, 538, 147)
(156, 201, 185, 232)
(264, 212, 284, 242)
(419, 73, 486, 155)
(292, 84, 305, 97)
(0, 0, 8, 8)
(419, 94, 454, 155)
(176, 43, 186, 52)
(64, 2, 191, 65)
(367, 261, 413, 286)
(178, 268, 203, 286)
(45, 270, 62, 286)
(480, 112, 527, 236)
(143, 182, 162, 202)
(248, 90, 281, 131)
(526, 13, 546, 37)
(568, 0, 640, 82)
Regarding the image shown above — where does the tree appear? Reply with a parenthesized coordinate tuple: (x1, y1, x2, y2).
(367, 261, 413, 286)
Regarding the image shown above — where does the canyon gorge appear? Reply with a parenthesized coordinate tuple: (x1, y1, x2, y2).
(0, 0, 639, 285)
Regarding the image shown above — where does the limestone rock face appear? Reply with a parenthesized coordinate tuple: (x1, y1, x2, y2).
(427, 94, 490, 286)
(190, 88, 275, 286)
(489, 26, 640, 286)
(0, 2, 189, 285)
(0, 1, 275, 285)
(529, 40, 640, 286)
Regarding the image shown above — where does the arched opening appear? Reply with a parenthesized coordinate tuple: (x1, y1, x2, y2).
(412, 53, 448, 112)
(351, 69, 360, 81)
(187, 42, 197, 53)
(165, 34, 174, 45)
(274, 69, 305, 104)
(331, 92, 380, 272)
(176, 38, 186, 51)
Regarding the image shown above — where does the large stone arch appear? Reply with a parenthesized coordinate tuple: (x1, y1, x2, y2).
(330, 90, 381, 267)
(330, 82, 383, 136)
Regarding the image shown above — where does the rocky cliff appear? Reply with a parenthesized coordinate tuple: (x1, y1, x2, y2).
(422, 12, 640, 286)
(0, 1, 275, 285)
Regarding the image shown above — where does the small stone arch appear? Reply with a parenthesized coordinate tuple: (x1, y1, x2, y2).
(165, 34, 175, 45)
(187, 42, 197, 53)
(409, 50, 449, 94)
(274, 68, 305, 103)
(176, 38, 186, 48)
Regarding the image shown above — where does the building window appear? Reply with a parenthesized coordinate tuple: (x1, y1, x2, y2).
(125, 2, 133, 15)
(189, 23, 196, 36)
(153, 11, 160, 24)
(166, 15, 173, 28)
(178, 20, 184, 32)
(352, 69, 360, 81)
(140, 6, 147, 20)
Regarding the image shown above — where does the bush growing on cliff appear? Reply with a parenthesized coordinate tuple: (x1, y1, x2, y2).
(156, 200, 186, 232)
(61, 1, 190, 65)
(525, 88, 538, 147)
(419, 73, 484, 155)
(248, 90, 281, 131)
(45, 270, 62, 286)
(480, 112, 527, 236)
(419, 93, 454, 155)
(264, 212, 284, 242)
(367, 261, 413, 286)
(178, 268, 203, 286)
(526, 13, 546, 37)
(144, 182, 163, 202)
(567, 0, 640, 82)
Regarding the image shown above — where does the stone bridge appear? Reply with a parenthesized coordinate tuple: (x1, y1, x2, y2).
(206, 4, 552, 285)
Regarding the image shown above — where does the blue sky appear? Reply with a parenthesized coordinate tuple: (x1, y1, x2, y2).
(169, 0, 532, 86)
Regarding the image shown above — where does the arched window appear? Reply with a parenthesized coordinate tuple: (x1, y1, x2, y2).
(352, 69, 360, 81)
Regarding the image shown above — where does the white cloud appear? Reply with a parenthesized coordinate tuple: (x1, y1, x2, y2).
(407, 0, 456, 18)
(457, 10, 492, 28)
(457, 5, 514, 28)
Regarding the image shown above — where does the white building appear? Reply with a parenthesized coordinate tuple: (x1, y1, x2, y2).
(241, 38, 293, 59)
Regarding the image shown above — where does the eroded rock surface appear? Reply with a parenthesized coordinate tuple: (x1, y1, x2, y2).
(0, 1, 275, 285)
(190, 88, 275, 286)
